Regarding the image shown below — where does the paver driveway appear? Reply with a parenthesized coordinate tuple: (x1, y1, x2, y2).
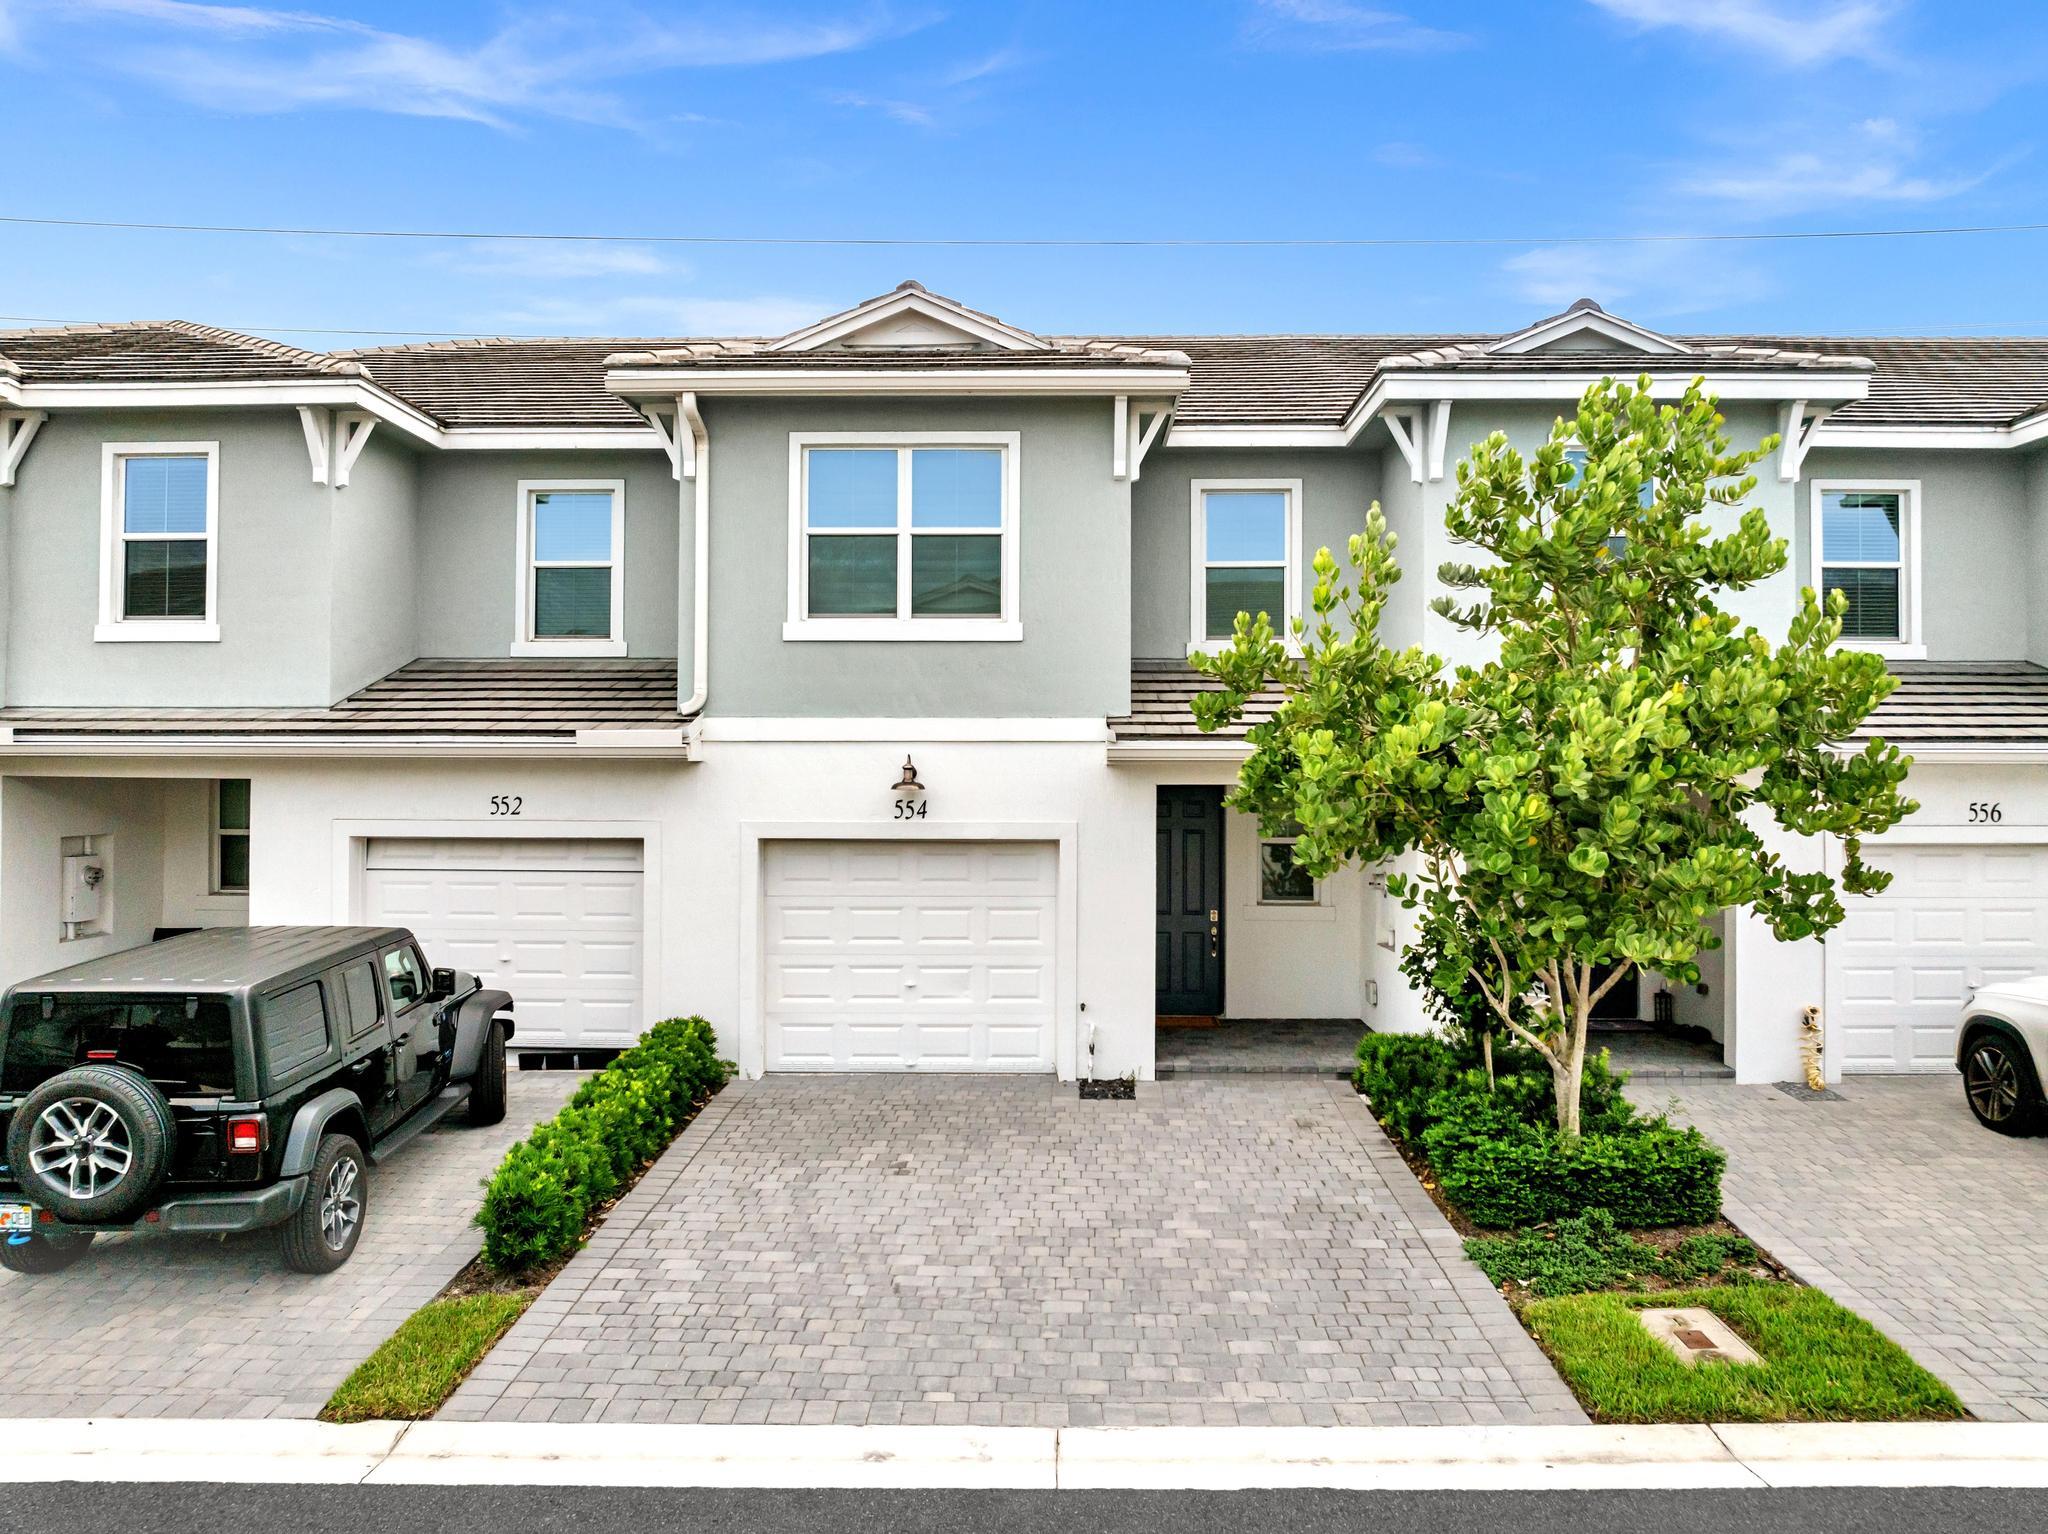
(1636, 1075, 2048, 1422)
(0, 1069, 578, 1419)
(446, 1075, 1582, 1427)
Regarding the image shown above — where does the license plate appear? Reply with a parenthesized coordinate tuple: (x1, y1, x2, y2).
(0, 1204, 32, 1234)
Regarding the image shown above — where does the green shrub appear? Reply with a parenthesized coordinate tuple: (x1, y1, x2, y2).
(476, 1016, 731, 1274)
(1424, 1095, 1724, 1229)
(1353, 1032, 1464, 1143)
(1465, 1208, 1757, 1297)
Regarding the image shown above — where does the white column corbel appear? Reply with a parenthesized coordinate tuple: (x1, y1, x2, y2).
(0, 410, 46, 489)
(1381, 408, 1424, 484)
(1777, 399, 1830, 483)
(641, 397, 695, 480)
(331, 412, 376, 489)
(1112, 395, 1130, 480)
(296, 405, 331, 485)
(1425, 399, 1452, 483)
(1128, 402, 1171, 484)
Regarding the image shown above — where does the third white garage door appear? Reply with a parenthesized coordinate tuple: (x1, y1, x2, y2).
(763, 840, 1057, 1071)
(362, 837, 644, 1051)
(1830, 842, 2048, 1072)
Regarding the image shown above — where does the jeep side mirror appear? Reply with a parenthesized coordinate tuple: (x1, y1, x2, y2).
(429, 967, 457, 1000)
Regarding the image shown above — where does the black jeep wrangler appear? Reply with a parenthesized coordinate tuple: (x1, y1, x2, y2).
(0, 925, 513, 1276)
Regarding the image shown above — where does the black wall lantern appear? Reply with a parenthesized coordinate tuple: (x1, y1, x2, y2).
(893, 755, 924, 793)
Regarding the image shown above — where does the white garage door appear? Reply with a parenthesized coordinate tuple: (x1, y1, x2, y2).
(1831, 842, 2048, 1073)
(363, 837, 644, 1051)
(763, 840, 1057, 1072)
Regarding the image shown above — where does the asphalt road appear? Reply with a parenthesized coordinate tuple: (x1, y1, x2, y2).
(5, 1484, 2030, 1532)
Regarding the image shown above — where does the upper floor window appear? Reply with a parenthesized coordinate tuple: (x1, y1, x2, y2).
(1562, 443, 1647, 559)
(97, 443, 219, 643)
(1811, 480, 1921, 657)
(513, 480, 626, 657)
(785, 433, 1021, 642)
(1191, 479, 1302, 652)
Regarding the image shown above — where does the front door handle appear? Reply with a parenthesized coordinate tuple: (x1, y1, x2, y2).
(1209, 909, 1219, 960)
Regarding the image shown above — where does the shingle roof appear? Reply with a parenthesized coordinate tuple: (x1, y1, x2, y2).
(1111, 660, 1287, 742)
(0, 320, 359, 382)
(0, 658, 686, 741)
(7, 315, 2048, 432)
(1115, 659, 2048, 751)
(1853, 662, 2048, 748)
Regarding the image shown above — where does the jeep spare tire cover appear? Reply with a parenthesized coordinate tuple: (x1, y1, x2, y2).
(5, 1065, 177, 1224)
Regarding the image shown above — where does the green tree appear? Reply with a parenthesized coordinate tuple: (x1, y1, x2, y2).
(1193, 376, 1915, 1138)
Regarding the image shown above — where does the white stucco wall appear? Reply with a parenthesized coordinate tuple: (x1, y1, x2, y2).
(0, 775, 168, 986)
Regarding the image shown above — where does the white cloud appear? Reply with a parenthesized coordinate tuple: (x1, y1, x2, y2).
(431, 242, 676, 281)
(1241, 0, 1468, 53)
(8, 1, 928, 130)
(491, 292, 827, 338)
(827, 89, 938, 129)
(1501, 241, 1772, 319)
(1676, 120, 1996, 214)
(1586, 0, 1896, 68)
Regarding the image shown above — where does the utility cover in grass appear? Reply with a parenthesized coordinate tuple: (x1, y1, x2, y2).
(1523, 1284, 1964, 1423)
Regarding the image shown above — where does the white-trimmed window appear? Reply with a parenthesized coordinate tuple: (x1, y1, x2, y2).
(513, 479, 626, 657)
(1811, 479, 1922, 657)
(785, 432, 1021, 642)
(1190, 479, 1302, 652)
(212, 778, 250, 895)
(97, 443, 220, 643)
(1258, 828, 1319, 906)
(1562, 443, 1649, 559)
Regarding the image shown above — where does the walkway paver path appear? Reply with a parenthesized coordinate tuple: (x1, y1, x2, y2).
(1155, 1019, 1361, 1076)
(1636, 1075, 2048, 1422)
(0, 1069, 578, 1419)
(446, 1075, 1583, 1427)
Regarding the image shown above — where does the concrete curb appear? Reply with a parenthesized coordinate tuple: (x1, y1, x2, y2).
(11, 1420, 2048, 1488)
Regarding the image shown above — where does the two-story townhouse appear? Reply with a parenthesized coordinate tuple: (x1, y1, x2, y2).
(3, 282, 2047, 1087)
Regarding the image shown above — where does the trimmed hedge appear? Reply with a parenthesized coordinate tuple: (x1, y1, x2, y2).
(476, 1016, 731, 1274)
(1354, 1031, 1724, 1229)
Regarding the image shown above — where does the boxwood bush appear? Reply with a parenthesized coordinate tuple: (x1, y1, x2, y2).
(476, 1016, 731, 1274)
(1354, 1030, 1723, 1229)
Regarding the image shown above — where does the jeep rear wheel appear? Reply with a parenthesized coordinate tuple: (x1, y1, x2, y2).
(0, 1229, 95, 1276)
(5, 1066, 176, 1223)
(279, 1133, 367, 1274)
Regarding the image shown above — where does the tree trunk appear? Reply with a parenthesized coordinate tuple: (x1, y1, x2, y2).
(1553, 961, 1592, 1142)
(1481, 1029, 1495, 1090)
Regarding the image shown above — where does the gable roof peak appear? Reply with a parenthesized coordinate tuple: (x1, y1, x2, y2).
(1489, 299, 1691, 358)
(766, 280, 1047, 354)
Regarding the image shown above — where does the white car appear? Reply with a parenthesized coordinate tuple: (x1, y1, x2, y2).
(1957, 977, 2048, 1134)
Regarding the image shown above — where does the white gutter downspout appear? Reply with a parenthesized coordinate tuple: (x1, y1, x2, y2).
(678, 392, 710, 729)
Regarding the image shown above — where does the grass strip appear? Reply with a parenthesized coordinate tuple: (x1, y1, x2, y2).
(320, 1291, 532, 1423)
(1522, 1283, 1965, 1423)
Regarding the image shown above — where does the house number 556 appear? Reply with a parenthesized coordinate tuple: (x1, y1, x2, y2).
(1969, 801, 2003, 824)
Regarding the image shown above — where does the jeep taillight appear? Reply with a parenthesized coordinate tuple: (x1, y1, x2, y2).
(226, 1115, 267, 1155)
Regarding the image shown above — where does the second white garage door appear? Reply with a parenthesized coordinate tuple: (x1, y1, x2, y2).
(763, 840, 1057, 1071)
(1830, 842, 2048, 1073)
(363, 837, 645, 1051)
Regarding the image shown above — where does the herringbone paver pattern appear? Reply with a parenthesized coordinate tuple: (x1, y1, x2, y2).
(1636, 1075, 2048, 1422)
(445, 1075, 1582, 1427)
(0, 1069, 578, 1419)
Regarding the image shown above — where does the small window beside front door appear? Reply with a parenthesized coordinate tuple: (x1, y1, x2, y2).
(212, 778, 250, 895)
(1258, 834, 1318, 906)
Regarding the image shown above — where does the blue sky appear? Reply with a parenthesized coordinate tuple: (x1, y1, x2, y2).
(1, 0, 2044, 344)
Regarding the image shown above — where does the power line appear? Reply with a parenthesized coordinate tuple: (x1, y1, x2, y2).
(4, 212, 2048, 249)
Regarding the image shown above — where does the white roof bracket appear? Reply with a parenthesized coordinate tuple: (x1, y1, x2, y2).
(0, 409, 47, 489)
(640, 398, 696, 480)
(296, 404, 331, 486)
(1129, 402, 1171, 484)
(1112, 395, 1129, 479)
(1777, 398, 1832, 483)
(1426, 399, 1452, 482)
(331, 412, 376, 489)
(1381, 408, 1424, 485)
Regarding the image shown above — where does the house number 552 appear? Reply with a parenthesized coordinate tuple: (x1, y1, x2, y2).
(489, 795, 524, 817)
(1969, 801, 2003, 824)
